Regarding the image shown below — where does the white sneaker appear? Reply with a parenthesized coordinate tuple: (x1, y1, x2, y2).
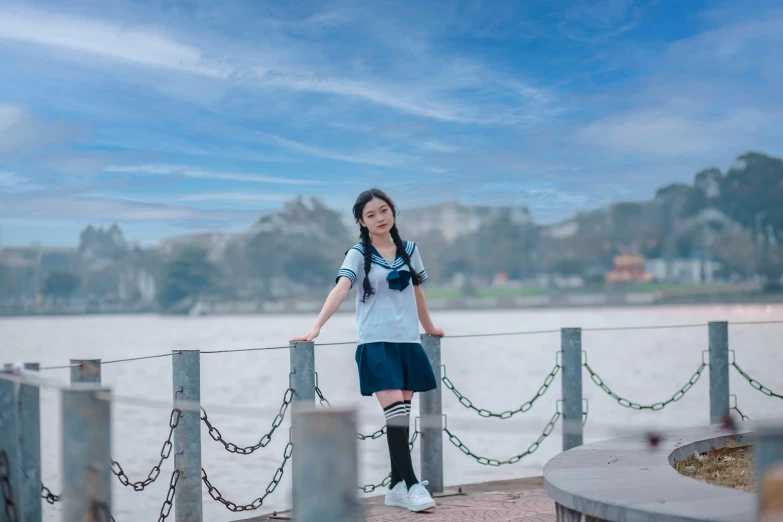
(384, 481, 408, 508)
(406, 481, 436, 512)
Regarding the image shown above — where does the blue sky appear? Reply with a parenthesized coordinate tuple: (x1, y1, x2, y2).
(1, 0, 782, 246)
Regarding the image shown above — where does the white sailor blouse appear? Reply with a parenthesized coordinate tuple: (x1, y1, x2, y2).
(336, 241, 429, 345)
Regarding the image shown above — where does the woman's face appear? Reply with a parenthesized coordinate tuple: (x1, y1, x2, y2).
(359, 197, 394, 235)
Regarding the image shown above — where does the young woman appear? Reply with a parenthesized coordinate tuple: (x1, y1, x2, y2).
(290, 188, 443, 512)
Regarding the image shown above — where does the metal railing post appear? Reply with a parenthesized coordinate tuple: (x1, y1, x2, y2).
(70, 359, 101, 384)
(0, 366, 22, 519)
(62, 385, 112, 520)
(19, 363, 42, 522)
(561, 328, 583, 451)
(708, 321, 729, 424)
(420, 334, 443, 493)
(289, 341, 315, 508)
(172, 350, 202, 522)
(756, 423, 783, 520)
(293, 407, 360, 522)
(289, 341, 315, 405)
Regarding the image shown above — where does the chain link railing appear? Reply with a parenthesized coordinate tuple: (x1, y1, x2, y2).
(444, 409, 561, 466)
(314, 372, 331, 408)
(111, 408, 181, 491)
(730, 394, 751, 422)
(442, 358, 560, 419)
(41, 482, 60, 504)
(311, 384, 388, 440)
(356, 426, 387, 441)
(583, 351, 706, 411)
(730, 353, 783, 400)
(156, 470, 180, 521)
(202, 388, 293, 455)
(360, 430, 419, 493)
(0, 450, 19, 522)
(203, 438, 293, 512)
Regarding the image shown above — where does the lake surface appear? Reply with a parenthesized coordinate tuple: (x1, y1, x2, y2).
(1, 304, 782, 521)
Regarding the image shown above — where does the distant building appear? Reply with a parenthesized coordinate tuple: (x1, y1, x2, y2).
(645, 258, 722, 284)
(605, 253, 654, 284)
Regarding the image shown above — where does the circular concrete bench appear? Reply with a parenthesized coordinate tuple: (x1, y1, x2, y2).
(543, 424, 755, 522)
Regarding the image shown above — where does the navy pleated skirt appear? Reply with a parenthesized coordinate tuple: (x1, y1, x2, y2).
(355, 342, 437, 396)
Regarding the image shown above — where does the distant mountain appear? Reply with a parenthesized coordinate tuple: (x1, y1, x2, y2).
(3, 151, 782, 309)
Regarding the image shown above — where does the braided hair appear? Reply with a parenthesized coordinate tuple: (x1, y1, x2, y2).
(390, 224, 422, 286)
(352, 188, 421, 302)
(359, 224, 374, 302)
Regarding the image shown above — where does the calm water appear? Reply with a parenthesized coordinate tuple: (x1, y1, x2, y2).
(1, 304, 782, 522)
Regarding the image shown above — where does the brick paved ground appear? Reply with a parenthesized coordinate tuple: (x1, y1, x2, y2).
(239, 477, 555, 522)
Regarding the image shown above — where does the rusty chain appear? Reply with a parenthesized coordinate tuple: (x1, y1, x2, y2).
(111, 409, 181, 491)
(202, 388, 294, 455)
(202, 438, 293, 512)
(156, 470, 179, 521)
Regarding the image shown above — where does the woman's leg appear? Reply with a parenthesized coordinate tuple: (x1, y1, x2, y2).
(377, 389, 419, 489)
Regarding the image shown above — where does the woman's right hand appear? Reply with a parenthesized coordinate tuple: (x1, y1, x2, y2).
(289, 326, 320, 343)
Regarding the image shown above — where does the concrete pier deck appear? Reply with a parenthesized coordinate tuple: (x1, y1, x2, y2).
(234, 476, 555, 522)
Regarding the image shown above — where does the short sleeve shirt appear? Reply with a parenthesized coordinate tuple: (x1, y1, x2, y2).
(336, 241, 429, 345)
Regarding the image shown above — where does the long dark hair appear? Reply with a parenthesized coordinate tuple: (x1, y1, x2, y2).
(352, 188, 422, 302)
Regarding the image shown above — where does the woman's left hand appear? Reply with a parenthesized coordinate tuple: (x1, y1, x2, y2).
(425, 325, 445, 337)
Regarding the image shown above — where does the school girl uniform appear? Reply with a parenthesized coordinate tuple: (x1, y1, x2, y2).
(337, 240, 438, 511)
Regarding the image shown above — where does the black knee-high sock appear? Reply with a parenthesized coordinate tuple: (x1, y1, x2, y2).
(389, 400, 412, 488)
(384, 401, 418, 489)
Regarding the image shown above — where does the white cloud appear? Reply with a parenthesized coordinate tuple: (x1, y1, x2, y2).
(0, 103, 24, 132)
(0, 102, 81, 156)
(176, 192, 292, 203)
(575, 105, 772, 158)
(0, 171, 38, 191)
(103, 164, 322, 185)
(0, 194, 257, 222)
(259, 133, 412, 167)
(420, 140, 460, 154)
(0, 5, 231, 78)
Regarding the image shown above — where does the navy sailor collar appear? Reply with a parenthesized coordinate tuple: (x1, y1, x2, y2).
(348, 241, 415, 270)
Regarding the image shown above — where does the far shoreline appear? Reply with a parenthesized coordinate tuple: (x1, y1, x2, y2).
(2, 287, 782, 318)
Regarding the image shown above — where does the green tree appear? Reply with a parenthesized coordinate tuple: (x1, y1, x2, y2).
(43, 271, 81, 304)
(157, 246, 220, 311)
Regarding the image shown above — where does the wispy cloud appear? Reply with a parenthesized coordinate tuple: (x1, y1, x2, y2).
(0, 171, 40, 192)
(103, 164, 323, 185)
(0, 5, 231, 78)
(0, 193, 258, 223)
(259, 133, 412, 167)
(176, 192, 292, 203)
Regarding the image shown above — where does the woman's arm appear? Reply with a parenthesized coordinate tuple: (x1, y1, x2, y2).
(290, 277, 352, 342)
(415, 284, 444, 337)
